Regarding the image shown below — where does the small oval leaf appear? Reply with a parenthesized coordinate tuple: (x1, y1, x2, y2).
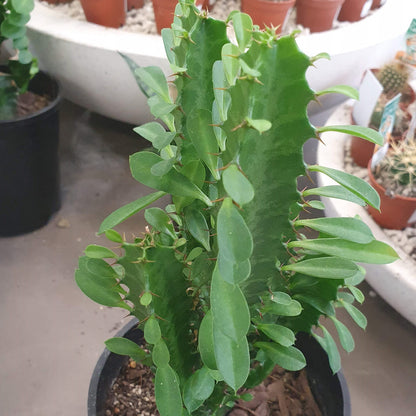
(222, 164, 254, 206)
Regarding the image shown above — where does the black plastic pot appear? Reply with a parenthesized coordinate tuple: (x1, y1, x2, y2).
(0, 70, 61, 236)
(88, 319, 351, 416)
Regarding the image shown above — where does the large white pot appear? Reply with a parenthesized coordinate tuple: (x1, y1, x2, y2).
(316, 102, 416, 326)
(27, 0, 416, 125)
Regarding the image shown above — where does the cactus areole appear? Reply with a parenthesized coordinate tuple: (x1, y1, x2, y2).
(76, 2, 398, 415)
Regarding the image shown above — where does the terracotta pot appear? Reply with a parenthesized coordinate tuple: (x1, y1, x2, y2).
(241, 0, 295, 33)
(338, 0, 372, 22)
(196, 0, 215, 11)
(350, 136, 375, 168)
(367, 161, 416, 230)
(152, 0, 178, 34)
(296, 0, 345, 33)
(80, 0, 126, 28)
(127, 0, 144, 10)
(371, 0, 386, 9)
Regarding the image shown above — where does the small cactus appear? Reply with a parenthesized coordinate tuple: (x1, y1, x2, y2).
(378, 139, 416, 191)
(376, 61, 410, 99)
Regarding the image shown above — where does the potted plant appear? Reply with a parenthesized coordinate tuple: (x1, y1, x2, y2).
(241, 0, 295, 32)
(128, 0, 144, 10)
(338, 0, 372, 22)
(350, 60, 414, 167)
(80, 0, 126, 28)
(76, 2, 398, 415)
(296, 0, 345, 33)
(368, 137, 416, 229)
(0, 0, 61, 236)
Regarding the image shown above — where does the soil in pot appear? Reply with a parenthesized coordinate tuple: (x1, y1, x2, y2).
(105, 359, 323, 415)
(240, 0, 295, 33)
(296, 0, 345, 33)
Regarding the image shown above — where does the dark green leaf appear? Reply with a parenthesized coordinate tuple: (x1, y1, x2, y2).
(257, 324, 295, 347)
(217, 254, 251, 285)
(330, 318, 355, 353)
(134, 122, 176, 150)
(217, 197, 253, 263)
(340, 300, 367, 329)
(294, 217, 374, 244)
(105, 337, 146, 362)
(317, 125, 383, 146)
(222, 43, 240, 85)
(98, 191, 166, 234)
(222, 164, 254, 206)
(211, 266, 250, 341)
(153, 340, 171, 368)
(315, 85, 359, 100)
(288, 238, 399, 264)
(255, 342, 306, 371)
(313, 327, 341, 374)
(105, 229, 123, 243)
(144, 315, 162, 344)
(135, 66, 171, 102)
(282, 257, 359, 279)
(85, 245, 118, 259)
(231, 12, 253, 52)
(155, 366, 183, 416)
(183, 367, 215, 413)
(303, 185, 367, 206)
(130, 152, 212, 206)
(198, 311, 217, 370)
(347, 285, 365, 304)
(145, 207, 177, 240)
(308, 165, 380, 209)
(184, 207, 210, 251)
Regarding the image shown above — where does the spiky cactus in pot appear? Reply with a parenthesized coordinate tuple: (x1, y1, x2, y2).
(376, 60, 411, 99)
(76, 2, 398, 415)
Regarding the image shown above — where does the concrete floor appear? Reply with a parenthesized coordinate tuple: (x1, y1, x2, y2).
(0, 100, 415, 415)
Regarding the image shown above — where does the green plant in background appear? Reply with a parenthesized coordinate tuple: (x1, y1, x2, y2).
(376, 60, 410, 99)
(0, 0, 37, 120)
(76, 2, 398, 415)
(376, 138, 416, 191)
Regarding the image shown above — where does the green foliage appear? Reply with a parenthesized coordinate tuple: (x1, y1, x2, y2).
(0, 0, 37, 119)
(75, 2, 398, 414)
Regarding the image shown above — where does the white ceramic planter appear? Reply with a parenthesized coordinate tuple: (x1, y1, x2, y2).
(316, 102, 416, 327)
(27, 0, 416, 125)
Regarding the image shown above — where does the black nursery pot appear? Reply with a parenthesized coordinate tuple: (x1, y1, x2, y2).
(0, 70, 61, 237)
(88, 319, 351, 416)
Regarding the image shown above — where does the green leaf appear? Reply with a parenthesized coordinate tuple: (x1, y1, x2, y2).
(315, 85, 359, 100)
(257, 324, 295, 347)
(330, 318, 355, 353)
(255, 342, 306, 371)
(222, 43, 240, 85)
(303, 185, 367, 206)
(212, 61, 231, 122)
(7, 11, 30, 27)
(84, 245, 118, 259)
(245, 117, 271, 133)
(105, 337, 146, 362)
(151, 159, 175, 176)
(144, 315, 162, 344)
(217, 254, 251, 285)
(288, 238, 399, 264)
(305, 200, 325, 210)
(282, 257, 358, 279)
(105, 229, 123, 243)
(183, 367, 215, 413)
(135, 66, 171, 103)
(186, 109, 220, 180)
(239, 59, 261, 77)
(130, 152, 212, 206)
(140, 292, 153, 306)
(232, 12, 253, 52)
(0, 21, 26, 39)
(222, 164, 254, 206)
(217, 198, 253, 263)
(133, 122, 176, 150)
(347, 285, 365, 304)
(98, 191, 166, 234)
(153, 340, 171, 368)
(317, 125, 383, 146)
(313, 327, 341, 374)
(155, 366, 183, 416)
(308, 165, 380, 209)
(213, 329, 249, 391)
(13, 36, 29, 49)
(344, 264, 366, 286)
(11, 0, 34, 14)
(294, 217, 374, 244)
(184, 207, 211, 251)
(18, 49, 32, 64)
(198, 311, 217, 370)
(145, 207, 177, 240)
(262, 298, 302, 317)
(148, 95, 177, 118)
(340, 300, 367, 329)
(211, 266, 250, 341)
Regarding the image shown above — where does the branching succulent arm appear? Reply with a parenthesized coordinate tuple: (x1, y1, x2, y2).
(0, 0, 38, 119)
(76, 2, 398, 415)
